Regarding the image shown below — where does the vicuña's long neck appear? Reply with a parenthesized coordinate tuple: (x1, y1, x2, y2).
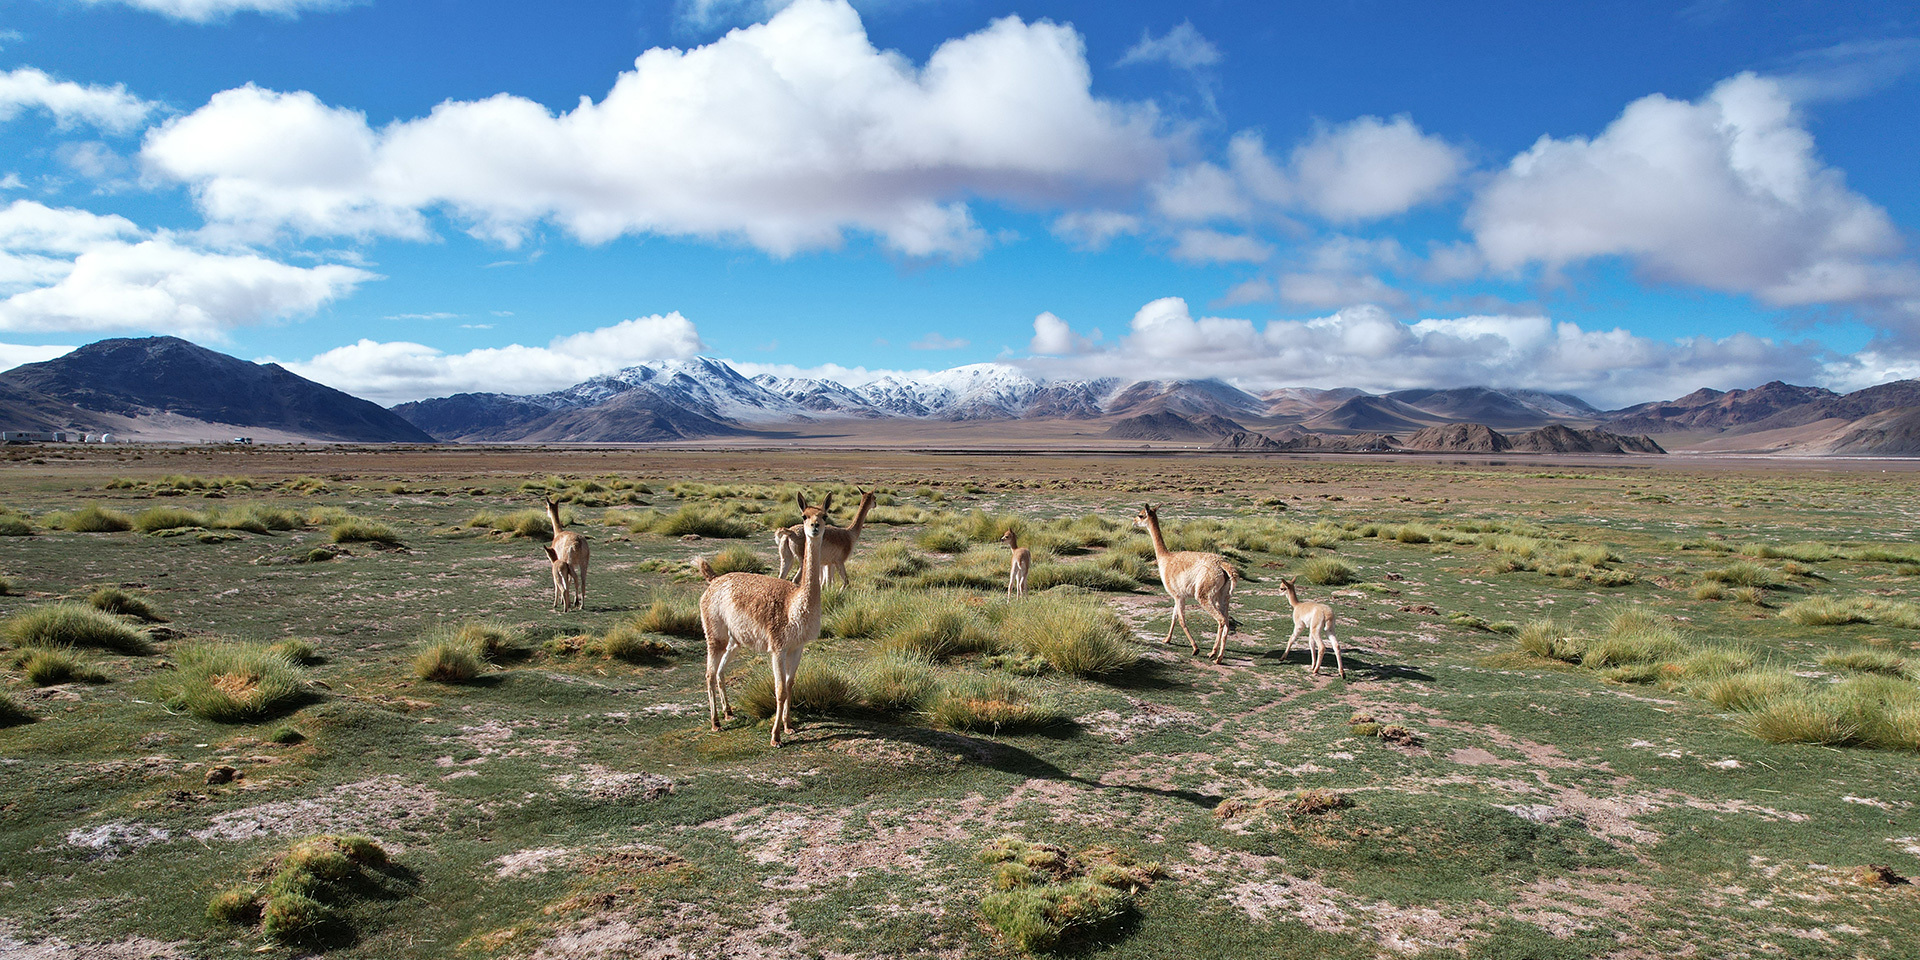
(1281, 583, 1299, 607)
(796, 531, 825, 609)
(1145, 514, 1170, 560)
(847, 498, 874, 541)
(546, 501, 564, 537)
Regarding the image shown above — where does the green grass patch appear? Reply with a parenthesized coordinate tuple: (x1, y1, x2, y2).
(1297, 557, 1357, 586)
(706, 544, 769, 576)
(0, 691, 30, 726)
(14, 647, 108, 685)
(976, 837, 1161, 953)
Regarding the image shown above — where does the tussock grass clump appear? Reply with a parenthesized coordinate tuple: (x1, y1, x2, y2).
(596, 624, 676, 662)
(0, 515, 32, 536)
(1025, 562, 1140, 593)
(133, 505, 207, 533)
(929, 675, 1060, 732)
(414, 640, 483, 683)
(736, 661, 860, 720)
(329, 518, 400, 545)
(1516, 618, 1583, 663)
(164, 642, 309, 721)
(707, 544, 768, 576)
(1781, 595, 1920, 630)
(1697, 667, 1802, 712)
(999, 595, 1136, 677)
(632, 597, 704, 639)
(466, 507, 570, 538)
(915, 527, 970, 553)
(1699, 562, 1785, 590)
(879, 595, 988, 660)
(15, 647, 107, 685)
(859, 541, 928, 581)
(208, 504, 303, 533)
(453, 621, 519, 662)
(1579, 610, 1684, 668)
(1297, 557, 1357, 586)
(856, 653, 939, 712)
(0, 691, 31, 726)
(822, 587, 904, 640)
(58, 505, 133, 532)
(1093, 550, 1157, 585)
(270, 638, 320, 664)
(1820, 647, 1913, 678)
(3, 603, 149, 653)
(211, 835, 398, 945)
(88, 586, 164, 622)
(629, 505, 757, 539)
(976, 837, 1160, 953)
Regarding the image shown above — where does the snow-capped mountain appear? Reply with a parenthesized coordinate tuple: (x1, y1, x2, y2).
(389, 355, 1624, 443)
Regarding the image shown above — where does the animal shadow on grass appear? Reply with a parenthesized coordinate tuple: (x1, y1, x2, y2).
(1101, 657, 1181, 691)
(813, 721, 1224, 812)
(1256, 646, 1434, 683)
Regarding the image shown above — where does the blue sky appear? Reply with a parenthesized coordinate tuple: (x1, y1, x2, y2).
(1, 0, 1917, 407)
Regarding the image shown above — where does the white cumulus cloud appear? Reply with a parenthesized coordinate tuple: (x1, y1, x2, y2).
(281, 313, 706, 404)
(1014, 297, 1862, 407)
(0, 67, 159, 134)
(0, 199, 372, 337)
(0, 341, 77, 372)
(1470, 72, 1920, 321)
(142, 0, 1170, 259)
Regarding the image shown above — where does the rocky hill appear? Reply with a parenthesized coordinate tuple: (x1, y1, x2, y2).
(0, 337, 432, 442)
(1823, 407, 1920, 457)
(1402, 423, 1511, 452)
(1105, 411, 1246, 442)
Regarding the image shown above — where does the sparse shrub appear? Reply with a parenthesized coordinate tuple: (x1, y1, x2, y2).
(133, 506, 206, 533)
(707, 544, 768, 576)
(329, 519, 400, 545)
(88, 587, 164, 622)
(414, 639, 483, 683)
(270, 638, 320, 664)
(1581, 612, 1683, 668)
(1393, 525, 1432, 544)
(860, 541, 928, 580)
(466, 508, 556, 538)
(235, 834, 395, 944)
(164, 642, 309, 722)
(1741, 692, 1870, 746)
(3, 603, 149, 653)
(999, 595, 1136, 677)
(638, 506, 756, 539)
(60, 505, 133, 532)
(1729, 586, 1768, 606)
(1298, 558, 1357, 586)
(929, 675, 1059, 732)
(1691, 582, 1728, 601)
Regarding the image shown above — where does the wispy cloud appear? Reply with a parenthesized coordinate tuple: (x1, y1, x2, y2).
(910, 332, 970, 350)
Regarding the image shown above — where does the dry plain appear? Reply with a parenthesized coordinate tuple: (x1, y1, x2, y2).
(2, 444, 1919, 958)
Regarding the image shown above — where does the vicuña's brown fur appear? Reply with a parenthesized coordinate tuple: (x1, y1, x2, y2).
(1279, 577, 1343, 678)
(1135, 503, 1240, 663)
(776, 490, 875, 588)
(542, 497, 588, 612)
(1001, 528, 1030, 597)
(701, 506, 827, 747)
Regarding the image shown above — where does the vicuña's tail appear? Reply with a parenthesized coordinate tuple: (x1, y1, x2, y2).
(1223, 562, 1245, 582)
(693, 557, 717, 581)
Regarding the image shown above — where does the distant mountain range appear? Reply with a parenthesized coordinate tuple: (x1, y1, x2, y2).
(2, 337, 1917, 455)
(0, 337, 431, 442)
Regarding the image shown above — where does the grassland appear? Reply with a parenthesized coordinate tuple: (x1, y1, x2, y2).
(2, 444, 1919, 958)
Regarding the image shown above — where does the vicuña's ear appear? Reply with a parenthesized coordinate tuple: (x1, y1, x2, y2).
(822, 492, 834, 513)
(544, 545, 558, 561)
(797, 492, 809, 511)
